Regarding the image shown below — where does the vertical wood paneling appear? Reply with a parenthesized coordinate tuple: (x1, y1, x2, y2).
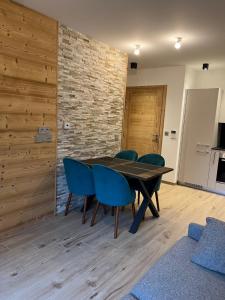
(0, 0, 58, 231)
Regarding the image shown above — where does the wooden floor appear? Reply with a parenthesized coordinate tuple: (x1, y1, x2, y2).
(1, 184, 225, 300)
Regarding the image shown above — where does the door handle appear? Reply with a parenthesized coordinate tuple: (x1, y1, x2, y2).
(152, 134, 159, 143)
(196, 150, 210, 154)
(197, 143, 210, 148)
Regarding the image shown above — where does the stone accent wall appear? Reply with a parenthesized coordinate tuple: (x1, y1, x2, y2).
(57, 24, 128, 212)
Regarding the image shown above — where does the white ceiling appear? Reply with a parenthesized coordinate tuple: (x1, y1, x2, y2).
(16, 0, 225, 69)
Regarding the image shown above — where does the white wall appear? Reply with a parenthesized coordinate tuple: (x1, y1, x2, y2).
(188, 69, 225, 122)
(127, 66, 186, 182)
(127, 66, 225, 183)
(184, 67, 197, 89)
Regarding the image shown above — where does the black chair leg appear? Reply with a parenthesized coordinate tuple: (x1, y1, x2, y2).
(132, 203, 136, 219)
(103, 205, 108, 215)
(155, 191, 160, 211)
(91, 202, 100, 226)
(111, 206, 115, 216)
(65, 193, 72, 216)
(81, 195, 95, 212)
(82, 196, 88, 224)
(114, 206, 120, 239)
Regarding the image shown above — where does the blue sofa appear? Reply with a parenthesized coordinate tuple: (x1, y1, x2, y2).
(123, 223, 225, 300)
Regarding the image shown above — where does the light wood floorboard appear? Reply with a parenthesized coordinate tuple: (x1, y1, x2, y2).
(0, 184, 225, 300)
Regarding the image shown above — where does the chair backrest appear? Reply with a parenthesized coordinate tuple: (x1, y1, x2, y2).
(92, 164, 134, 206)
(138, 153, 165, 166)
(115, 150, 138, 161)
(63, 157, 95, 196)
(138, 154, 165, 191)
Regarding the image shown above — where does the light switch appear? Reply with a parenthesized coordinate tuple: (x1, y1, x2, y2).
(164, 131, 169, 136)
(171, 130, 177, 139)
(38, 127, 50, 134)
(35, 127, 52, 143)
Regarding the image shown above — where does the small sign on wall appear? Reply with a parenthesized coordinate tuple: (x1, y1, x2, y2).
(35, 127, 52, 143)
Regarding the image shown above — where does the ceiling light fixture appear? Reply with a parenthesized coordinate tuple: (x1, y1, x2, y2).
(202, 63, 209, 71)
(174, 37, 182, 49)
(134, 45, 141, 55)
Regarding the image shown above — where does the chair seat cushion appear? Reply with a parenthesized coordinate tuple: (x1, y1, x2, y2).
(192, 217, 225, 275)
(128, 237, 225, 300)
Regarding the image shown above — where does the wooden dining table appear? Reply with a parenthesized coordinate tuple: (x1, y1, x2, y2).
(82, 156, 173, 234)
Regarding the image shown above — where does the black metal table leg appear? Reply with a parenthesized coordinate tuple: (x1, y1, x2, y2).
(139, 180, 159, 218)
(129, 177, 160, 234)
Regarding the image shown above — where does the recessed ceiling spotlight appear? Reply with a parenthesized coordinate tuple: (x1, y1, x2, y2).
(134, 45, 141, 55)
(174, 37, 182, 49)
(130, 62, 138, 69)
(203, 63, 209, 71)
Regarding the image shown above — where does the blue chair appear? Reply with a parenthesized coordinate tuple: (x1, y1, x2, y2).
(137, 154, 165, 211)
(63, 157, 95, 224)
(115, 150, 138, 161)
(91, 164, 136, 238)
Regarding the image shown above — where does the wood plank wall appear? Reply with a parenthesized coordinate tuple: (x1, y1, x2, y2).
(0, 0, 58, 231)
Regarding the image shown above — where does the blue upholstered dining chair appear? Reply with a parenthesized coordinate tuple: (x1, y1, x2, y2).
(137, 154, 165, 211)
(63, 157, 95, 224)
(115, 150, 138, 161)
(91, 164, 136, 238)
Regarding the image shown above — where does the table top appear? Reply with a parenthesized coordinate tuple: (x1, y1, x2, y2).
(82, 156, 173, 181)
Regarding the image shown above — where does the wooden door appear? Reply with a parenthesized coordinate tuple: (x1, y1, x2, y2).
(122, 86, 166, 156)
